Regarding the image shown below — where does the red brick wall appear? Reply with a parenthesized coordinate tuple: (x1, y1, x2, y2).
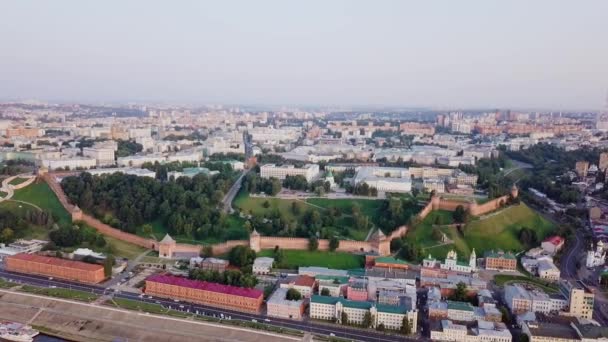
(5, 256, 105, 284)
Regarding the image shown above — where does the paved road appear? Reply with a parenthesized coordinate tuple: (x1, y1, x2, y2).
(0, 269, 422, 342)
(221, 169, 248, 213)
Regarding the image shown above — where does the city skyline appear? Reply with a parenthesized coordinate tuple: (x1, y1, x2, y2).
(1, 0, 607, 110)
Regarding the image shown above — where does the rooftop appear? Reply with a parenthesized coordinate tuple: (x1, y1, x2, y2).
(7, 253, 103, 272)
(146, 274, 263, 299)
(484, 250, 516, 259)
(375, 256, 409, 265)
(293, 275, 316, 287)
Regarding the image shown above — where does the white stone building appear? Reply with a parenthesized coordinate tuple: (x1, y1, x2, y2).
(260, 164, 320, 182)
(586, 240, 606, 268)
(440, 249, 476, 273)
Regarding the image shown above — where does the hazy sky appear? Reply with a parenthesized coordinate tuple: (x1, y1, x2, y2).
(1, 1, 607, 109)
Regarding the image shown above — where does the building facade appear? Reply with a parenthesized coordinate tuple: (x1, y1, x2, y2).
(5, 253, 105, 284)
(484, 250, 517, 271)
(145, 274, 263, 313)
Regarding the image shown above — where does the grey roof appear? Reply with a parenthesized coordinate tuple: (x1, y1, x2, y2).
(160, 234, 175, 244)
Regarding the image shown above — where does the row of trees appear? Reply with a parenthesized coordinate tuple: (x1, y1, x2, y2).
(0, 208, 57, 244)
(61, 169, 236, 240)
(243, 173, 282, 196)
(116, 139, 143, 157)
(189, 268, 258, 288)
(48, 223, 107, 248)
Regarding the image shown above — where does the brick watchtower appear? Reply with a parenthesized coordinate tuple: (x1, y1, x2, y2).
(159, 234, 176, 259)
(250, 229, 261, 252)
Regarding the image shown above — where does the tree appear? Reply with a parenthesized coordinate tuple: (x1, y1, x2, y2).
(376, 323, 385, 332)
(431, 227, 443, 241)
(400, 316, 411, 334)
(290, 202, 301, 215)
(329, 236, 340, 251)
(399, 241, 422, 262)
(0, 228, 14, 243)
(262, 200, 271, 208)
(104, 255, 115, 278)
(308, 236, 319, 251)
(200, 245, 213, 258)
(453, 205, 468, 223)
(286, 288, 302, 301)
(321, 288, 331, 296)
(341, 311, 348, 325)
(228, 245, 256, 267)
(362, 311, 373, 328)
(141, 224, 153, 237)
(451, 281, 468, 302)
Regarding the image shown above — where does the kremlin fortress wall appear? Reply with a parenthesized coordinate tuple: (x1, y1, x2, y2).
(41, 172, 517, 259)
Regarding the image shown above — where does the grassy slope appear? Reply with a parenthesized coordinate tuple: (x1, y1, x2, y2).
(257, 249, 364, 269)
(464, 203, 554, 256)
(12, 182, 71, 226)
(408, 203, 554, 259)
(19, 285, 99, 302)
(8, 177, 29, 186)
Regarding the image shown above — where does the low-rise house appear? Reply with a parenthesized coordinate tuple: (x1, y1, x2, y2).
(484, 250, 517, 271)
(541, 236, 565, 255)
(252, 257, 274, 275)
(316, 275, 349, 297)
(430, 319, 512, 342)
(189, 257, 229, 272)
(280, 275, 315, 298)
(310, 295, 417, 332)
(266, 287, 305, 320)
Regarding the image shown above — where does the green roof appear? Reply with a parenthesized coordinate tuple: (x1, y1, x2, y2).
(377, 304, 408, 314)
(315, 275, 350, 284)
(375, 256, 409, 265)
(311, 295, 409, 314)
(447, 301, 474, 312)
(347, 269, 366, 277)
(484, 250, 516, 259)
(456, 260, 471, 266)
(343, 300, 373, 310)
(311, 295, 341, 305)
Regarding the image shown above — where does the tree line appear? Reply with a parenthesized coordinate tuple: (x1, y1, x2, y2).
(61, 169, 237, 240)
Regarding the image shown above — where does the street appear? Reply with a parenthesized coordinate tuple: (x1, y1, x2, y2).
(0, 269, 422, 342)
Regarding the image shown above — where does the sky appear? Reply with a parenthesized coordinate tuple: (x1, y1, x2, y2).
(1, 1, 607, 110)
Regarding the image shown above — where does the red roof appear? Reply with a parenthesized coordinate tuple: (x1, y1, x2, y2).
(544, 235, 564, 246)
(293, 275, 315, 287)
(146, 274, 263, 299)
(8, 253, 103, 272)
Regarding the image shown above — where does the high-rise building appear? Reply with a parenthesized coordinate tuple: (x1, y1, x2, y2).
(599, 153, 608, 172)
(575, 161, 589, 178)
(567, 288, 594, 320)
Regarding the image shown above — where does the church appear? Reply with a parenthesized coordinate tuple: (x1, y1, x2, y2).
(586, 240, 606, 268)
(440, 249, 477, 273)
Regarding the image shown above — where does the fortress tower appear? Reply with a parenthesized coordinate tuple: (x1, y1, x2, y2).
(159, 234, 176, 258)
(249, 229, 261, 252)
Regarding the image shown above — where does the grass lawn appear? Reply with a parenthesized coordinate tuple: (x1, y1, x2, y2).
(463, 203, 554, 256)
(135, 215, 249, 245)
(103, 235, 147, 260)
(108, 298, 168, 314)
(257, 249, 364, 269)
(406, 210, 454, 248)
(0, 200, 42, 216)
(306, 198, 383, 220)
(408, 203, 554, 260)
(0, 278, 15, 288)
(234, 189, 299, 221)
(493, 274, 559, 293)
(0, 191, 6, 198)
(19, 285, 99, 302)
(9, 177, 29, 186)
(12, 182, 71, 226)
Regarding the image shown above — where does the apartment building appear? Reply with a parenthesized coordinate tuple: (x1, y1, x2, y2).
(5, 253, 105, 284)
(82, 147, 115, 166)
(504, 284, 567, 314)
(310, 295, 417, 332)
(145, 274, 263, 313)
(352, 166, 412, 193)
(41, 157, 97, 170)
(260, 164, 320, 182)
(566, 288, 594, 320)
(484, 250, 517, 271)
(266, 287, 305, 320)
(430, 319, 512, 342)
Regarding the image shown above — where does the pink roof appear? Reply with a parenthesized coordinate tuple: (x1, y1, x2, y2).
(543, 236, 564, 246)
(146, 274, 263, 299)
(294, 275, 315, 287)
(8, 253, 103, 272)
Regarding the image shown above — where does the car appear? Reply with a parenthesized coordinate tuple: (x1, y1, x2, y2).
(174, 299, 180, 302)
(329, 333, 335, 337)
(252, 319, 257, 323)
(264, 319, 270, 322)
